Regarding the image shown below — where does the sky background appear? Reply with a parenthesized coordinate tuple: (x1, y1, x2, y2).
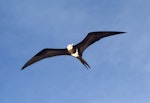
(0, 0, 150, 103)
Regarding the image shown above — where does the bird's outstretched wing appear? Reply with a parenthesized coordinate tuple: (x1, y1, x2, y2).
(74, 31, 126, 54)
(21, 48, 69, 70)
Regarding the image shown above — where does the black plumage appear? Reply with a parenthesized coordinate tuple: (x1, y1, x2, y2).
(21, 49, 69, 69)
(21, 31, 125, 70)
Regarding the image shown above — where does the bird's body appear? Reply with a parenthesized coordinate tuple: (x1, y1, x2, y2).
(21, 31, 126, 70)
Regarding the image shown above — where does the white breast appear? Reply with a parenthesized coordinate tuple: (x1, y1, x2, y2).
(67, 44, 79, 57)
(71, 49, 79, 57)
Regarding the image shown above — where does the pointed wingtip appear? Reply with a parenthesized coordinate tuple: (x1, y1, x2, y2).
(120, 31, 126, 34)
(21, 65, 26, 70)
(115, 31, 126, 34)
(112, 31, 126, 36)
(21, 67, 24, 70)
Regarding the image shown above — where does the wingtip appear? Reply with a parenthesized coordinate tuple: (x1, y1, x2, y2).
(121, 31, 126, 33)
(21, 67, 24, 70)
(21, 65, 26, 70)
(115, 31, 126, 34)
(120, 31, 127, 34)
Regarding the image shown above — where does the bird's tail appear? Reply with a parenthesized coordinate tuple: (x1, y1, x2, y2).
(77, 57, 90, 69)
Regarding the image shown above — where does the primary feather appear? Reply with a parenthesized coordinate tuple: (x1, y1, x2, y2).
(74, 31, 125, 54)
(21, 31, 126, 70)
(21, 49, 69, 70)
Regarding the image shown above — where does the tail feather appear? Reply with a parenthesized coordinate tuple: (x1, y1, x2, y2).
(77, 57, 90, 69)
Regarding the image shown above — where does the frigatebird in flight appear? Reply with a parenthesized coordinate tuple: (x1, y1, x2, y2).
(21, 31, 125, 70)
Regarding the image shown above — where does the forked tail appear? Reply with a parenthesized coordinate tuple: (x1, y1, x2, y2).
(77, 57, 90, 69)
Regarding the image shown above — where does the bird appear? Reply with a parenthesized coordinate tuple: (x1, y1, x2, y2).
(21, 31, 126, 70)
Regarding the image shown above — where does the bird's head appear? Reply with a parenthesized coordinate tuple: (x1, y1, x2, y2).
(67, 44, 73, 51)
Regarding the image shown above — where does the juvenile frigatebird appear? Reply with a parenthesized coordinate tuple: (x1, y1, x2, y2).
(21, 31, 125, 70)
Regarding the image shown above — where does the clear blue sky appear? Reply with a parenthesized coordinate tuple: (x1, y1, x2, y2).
(0, 0, 150, 103)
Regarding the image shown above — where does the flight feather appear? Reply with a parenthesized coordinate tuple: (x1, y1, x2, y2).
(74, 31, 125, 54)
(21, 48, 69, 70)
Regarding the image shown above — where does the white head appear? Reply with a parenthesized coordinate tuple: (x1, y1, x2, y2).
(67, 44, 73, 51)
